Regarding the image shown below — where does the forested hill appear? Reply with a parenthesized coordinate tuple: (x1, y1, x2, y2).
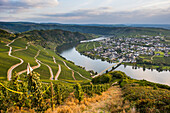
(0, 29, 16, 42)
(22, 29, 94, 49)
(1, 22, 170, 36)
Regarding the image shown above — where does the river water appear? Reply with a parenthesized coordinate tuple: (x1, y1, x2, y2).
(58, 38, 170, 86)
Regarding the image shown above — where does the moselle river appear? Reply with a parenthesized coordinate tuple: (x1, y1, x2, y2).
(57, 41, 170, 86)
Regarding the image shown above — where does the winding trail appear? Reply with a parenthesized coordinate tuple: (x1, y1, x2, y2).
(62, 61, 75, 79)
(13, 45, 28, 52)
(72, 71, 76, 80)
(6, 39, 25, 81)
(62, 61, 90, 80)
(55, 64, 61, 80)
(53, 56, 61, 80)
(76, 71, 90, 80)
(17, 50, 41, 75)
(151, 55, 155, 60)
(39, 60, 54, 80)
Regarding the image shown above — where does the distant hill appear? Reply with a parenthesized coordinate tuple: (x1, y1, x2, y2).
(0, 29, 16, 42)
(0, 22, 170, 36)
(22, 29, 94, 49)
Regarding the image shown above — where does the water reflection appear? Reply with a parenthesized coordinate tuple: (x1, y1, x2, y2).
(57, 43, 170, 86)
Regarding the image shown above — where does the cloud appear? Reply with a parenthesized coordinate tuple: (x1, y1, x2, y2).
(40, 6, 170, 24)
(0, 0, 59, 13)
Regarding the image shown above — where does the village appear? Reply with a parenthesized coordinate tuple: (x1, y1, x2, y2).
(84, 35, 170, 63)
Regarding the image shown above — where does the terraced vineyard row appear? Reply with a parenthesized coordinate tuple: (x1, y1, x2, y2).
(0, 37, 92, 82)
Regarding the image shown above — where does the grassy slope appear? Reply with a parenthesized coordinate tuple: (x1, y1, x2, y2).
(10, 38, 28, 50)
(0, 37, 91, 81)
(139, 52, 170, 69)
(76, 41, 100, 53)
(12, 45, 38, 74)
(66, 61, 91, 80)
(0, 42, 20, 80)
(0, 42, 9, 52)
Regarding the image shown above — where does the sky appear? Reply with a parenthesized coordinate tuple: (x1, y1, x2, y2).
(0, 0, 170, 24)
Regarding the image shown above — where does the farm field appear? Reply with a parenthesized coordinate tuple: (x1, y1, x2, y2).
(76, 41, 100, 53)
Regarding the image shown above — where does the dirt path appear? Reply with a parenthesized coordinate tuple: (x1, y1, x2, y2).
(62, 61, 75, 80)
(75, 71, 90, 80)
(13, 46, 28, 52)
(62, 60, 90, 80)
(48, 85, 130, 113)
(72, 71, 76, 80)
(53, 56, 57, 63)
(17, 50, 41, 75)
(6, 39, 25, 81)
(83, 86, 129, 113)
(39, 61, 54, 80)
(151, 55, 155, 60)
(62, 61, 71, 70)
(55, 64, 61, 80)
(53, 56, 61, 80)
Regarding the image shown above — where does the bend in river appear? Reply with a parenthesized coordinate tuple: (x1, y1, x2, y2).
(57, 38, 170, 86)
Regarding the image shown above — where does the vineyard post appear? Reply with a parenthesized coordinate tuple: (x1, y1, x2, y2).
(51, 82, 54, 111)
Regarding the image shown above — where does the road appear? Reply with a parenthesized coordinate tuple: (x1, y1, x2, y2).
(62, 61, 90, 80)
(92, 59, 123, 78)
(6, 39, 25, 81)
(72, 71, 76, 80)
(17, 50, 41, 75)
(38, 60, 54, 80)
(53, 56, 61, 80)
(62, 61, 75, 80)
(55, 64, 61, 80)
(151, 55, 155, 60)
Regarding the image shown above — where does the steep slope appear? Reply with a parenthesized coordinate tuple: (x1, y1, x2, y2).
(0, 29, 92, 82)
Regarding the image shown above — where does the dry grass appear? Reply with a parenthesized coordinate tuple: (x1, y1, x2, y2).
(46, 86, 131, 113)
(6, 106, 35, 113)
(4, 86, 132, 113)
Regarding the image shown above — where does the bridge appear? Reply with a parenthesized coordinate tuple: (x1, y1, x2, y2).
(92, 59, 123, 78)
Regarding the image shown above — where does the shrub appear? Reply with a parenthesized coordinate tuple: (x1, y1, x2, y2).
(109, 71, 127, 79)
(92, 74, 112, 84)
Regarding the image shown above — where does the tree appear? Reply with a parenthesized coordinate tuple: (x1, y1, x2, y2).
(27, 72, 45, 111)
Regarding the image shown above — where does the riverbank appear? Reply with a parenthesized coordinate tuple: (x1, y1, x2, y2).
(76, 41, 170, 72)
(59, 42, 170, 86)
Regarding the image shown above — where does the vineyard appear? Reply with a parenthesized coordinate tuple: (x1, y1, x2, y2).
(0, 71, 112, 112)
(1, 70, 169, 112)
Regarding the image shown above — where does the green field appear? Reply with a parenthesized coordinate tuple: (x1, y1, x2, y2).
(10, 38, 28, 51)
(154, 51, 164, 57)
(0, 42, 20, 80)
(0, 42, 9, 52)
(76, 41, 100, 53)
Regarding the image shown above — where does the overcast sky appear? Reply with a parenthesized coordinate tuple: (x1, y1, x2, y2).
(0, 0, 170, 24)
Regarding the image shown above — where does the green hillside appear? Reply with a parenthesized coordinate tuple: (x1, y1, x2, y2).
(0, 29, 92, 82)
(1, 22, 170, 37)
(23, 29, 94, 49)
